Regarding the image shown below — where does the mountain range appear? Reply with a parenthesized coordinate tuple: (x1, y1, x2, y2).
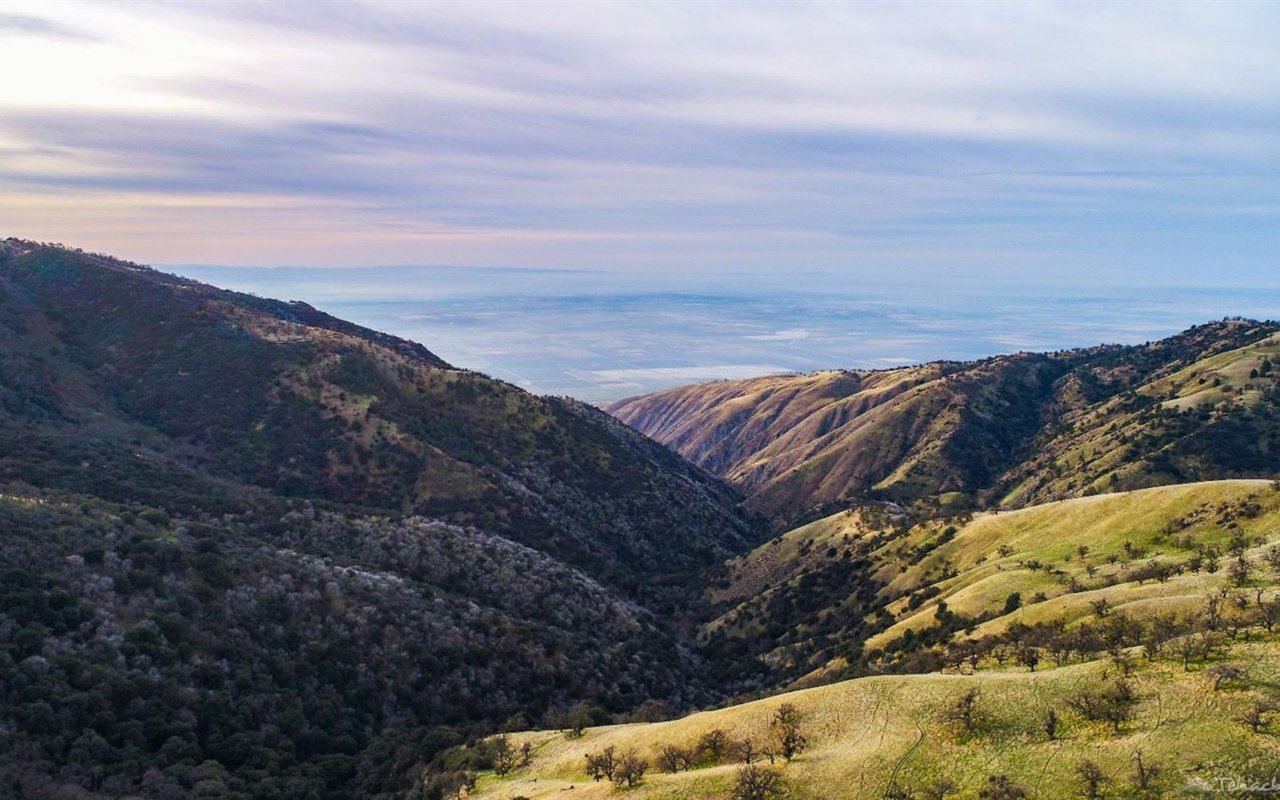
(4, 239, 1280, 799)
(609, 320, 1280, 525)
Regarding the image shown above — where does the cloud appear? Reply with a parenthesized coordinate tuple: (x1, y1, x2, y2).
(573, 365, 794, 385)
(0, 11, 98, 41)
(0, 1, 1277, 277)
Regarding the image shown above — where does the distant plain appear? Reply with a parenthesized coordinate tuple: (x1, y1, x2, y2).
(175, 265, 1280, 404)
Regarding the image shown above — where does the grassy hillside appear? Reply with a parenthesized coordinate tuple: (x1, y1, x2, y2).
(467, 481, 1280, 799)
(701, 481, 1280, 691)
(608, 321, 1280, 524)
(471, 640, 1280, 799)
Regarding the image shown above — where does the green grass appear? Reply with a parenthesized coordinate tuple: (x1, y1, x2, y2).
(473, 480, 1280, 799)
(871, 480, 1280, 650)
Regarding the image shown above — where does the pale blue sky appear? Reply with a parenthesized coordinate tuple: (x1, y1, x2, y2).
(2, 1, 1279, 286)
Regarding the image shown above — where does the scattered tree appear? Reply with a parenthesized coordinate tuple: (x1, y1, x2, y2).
(1016, 646, 1040, 673)
(943, 688, 982, 733)
(731, 738, 758, 765)
(1130, 750, 1162, 796)
(698, 728, 729, 763)
(1207, 663, 1247, 691)
(731, 764, 786, 800)
(657, 744, 692, 773)
(1242, 699, 1274, 733)
(1076, 761, 1107, 800)
(613, 751, 647, 788)
(770, 703, 807, 761)
(492, 735, 518, 776)
(1068, 679, 1138, 733)
(1044, 708, 1060, 741)
(585, 746, 617, 782)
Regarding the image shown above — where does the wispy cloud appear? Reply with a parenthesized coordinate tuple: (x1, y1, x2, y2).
(0, 0, 1277, 280)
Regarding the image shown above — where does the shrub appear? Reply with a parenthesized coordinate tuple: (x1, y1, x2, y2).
(978, 774, 1027, 799)
(731, 765, 786, 800)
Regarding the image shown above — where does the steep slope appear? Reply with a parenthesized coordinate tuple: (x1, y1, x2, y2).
(0, 491, 710, 799)
(0, 239, 757, 601)
(0, 239, 761, 798)
(609, 320, 1280, 523)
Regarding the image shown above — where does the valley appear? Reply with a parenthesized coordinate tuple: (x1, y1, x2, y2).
(471, 481, 1280, 799)
(3, 240, 1280, 799)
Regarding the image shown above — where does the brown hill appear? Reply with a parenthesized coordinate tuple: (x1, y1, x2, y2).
(609, 320, 1280, 524)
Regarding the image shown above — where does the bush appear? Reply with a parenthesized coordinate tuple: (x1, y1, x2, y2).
(731, 764, 786, 800)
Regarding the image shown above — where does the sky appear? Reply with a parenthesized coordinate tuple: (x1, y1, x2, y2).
(2, 0, 1279, 286)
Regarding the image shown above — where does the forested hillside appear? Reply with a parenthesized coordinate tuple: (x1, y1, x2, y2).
(0, 240, 760, 799)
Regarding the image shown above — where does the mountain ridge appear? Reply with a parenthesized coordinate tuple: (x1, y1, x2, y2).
(608, 318, 1280, 524)
(0, 239, 761, 798)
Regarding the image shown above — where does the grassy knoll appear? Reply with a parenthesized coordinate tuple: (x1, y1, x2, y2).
(473, 637, 1280, 799)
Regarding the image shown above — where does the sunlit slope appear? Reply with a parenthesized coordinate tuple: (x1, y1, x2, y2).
(1002, 331, 1280, 507)
(609, 320, 1280, 523)
(471, 481, 1280, 799)
(473, 638, 1280, 799)
(703, 480, 1280, 687)
(868, 480, 1280, 652)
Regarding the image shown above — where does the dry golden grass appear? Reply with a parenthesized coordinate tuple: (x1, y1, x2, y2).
(476, 637, 1280, 799)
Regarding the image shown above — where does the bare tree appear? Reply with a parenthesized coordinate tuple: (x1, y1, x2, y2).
(613, 751, 647, 788)
(1076, 761, 1107, 800)
(584, 746, 617, 782)
(731, 765, 786, 800)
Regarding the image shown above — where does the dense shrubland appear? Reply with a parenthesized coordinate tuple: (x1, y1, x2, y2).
(0, 492, 722, 798)
(0, 241, 761, 798)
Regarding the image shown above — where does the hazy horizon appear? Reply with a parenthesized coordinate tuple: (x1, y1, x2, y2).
(173, 262, 1280, 403)
(3, 1, 1279, 289)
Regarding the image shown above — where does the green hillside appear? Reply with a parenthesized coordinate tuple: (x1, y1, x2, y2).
(465, 481, 1280, 799)
(702, 480, 1280, 689)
